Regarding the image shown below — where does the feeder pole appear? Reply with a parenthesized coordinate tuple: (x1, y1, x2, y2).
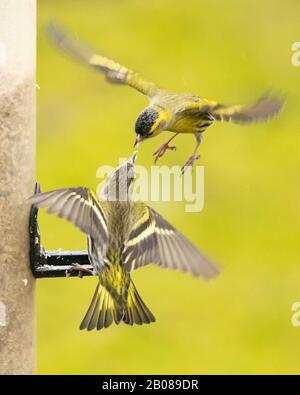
(0, 1, 36, 374)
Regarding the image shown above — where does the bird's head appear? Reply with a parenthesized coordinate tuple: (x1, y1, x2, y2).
(100, 152, 137, 201)
(134, 106, 169, 147)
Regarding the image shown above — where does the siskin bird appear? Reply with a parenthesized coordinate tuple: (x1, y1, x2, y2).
(30, 153, 219, 330)
(48, 23, 284, 172)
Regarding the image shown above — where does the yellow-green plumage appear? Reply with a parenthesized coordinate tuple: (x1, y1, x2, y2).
(30, 154, 219, 331)
(48, 23, 284, 171)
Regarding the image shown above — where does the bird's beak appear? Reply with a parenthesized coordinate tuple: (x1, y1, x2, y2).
(133, 134, 144, 148)
(129, 151, 138, 164)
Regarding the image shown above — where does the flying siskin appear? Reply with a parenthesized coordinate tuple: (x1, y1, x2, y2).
(30, 153, 219, 330)
(48, 23, 284, 172)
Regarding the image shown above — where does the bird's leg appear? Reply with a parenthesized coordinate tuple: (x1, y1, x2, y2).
(153, 133, 178, 164)
(181, 133, 203, 174)
(66, 262, 93, 278)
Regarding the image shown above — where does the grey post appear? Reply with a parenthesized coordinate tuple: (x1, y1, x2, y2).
(0, 0, 36, 374)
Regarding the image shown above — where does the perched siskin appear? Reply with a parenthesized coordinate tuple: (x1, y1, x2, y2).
(48, 23, 284, 172)
(30, 153, 219, 330)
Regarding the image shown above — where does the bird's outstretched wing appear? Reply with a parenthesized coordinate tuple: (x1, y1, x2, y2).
(30, 188, 108, 245)
(123, 205, 219, 280)
(47, 23, 160, 97)
(176, 93, 284, 124)
(210, 92, 284, 123)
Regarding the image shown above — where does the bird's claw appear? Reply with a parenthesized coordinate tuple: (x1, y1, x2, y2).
(181, 155, 200, 174)
(66, 263, 93, 278)
(153, 143, 176, 163)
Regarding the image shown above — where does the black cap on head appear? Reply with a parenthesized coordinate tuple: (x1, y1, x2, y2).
(135, 108, 159, 136)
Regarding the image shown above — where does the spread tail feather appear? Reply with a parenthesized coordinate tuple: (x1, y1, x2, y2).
(80, 282, 123, 331)
(212, 93, 284, 124)
(123, 280, 156, 326)
(80, 280, 155, 331)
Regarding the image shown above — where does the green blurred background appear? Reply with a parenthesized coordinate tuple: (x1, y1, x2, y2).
(37, 0, 300, 373)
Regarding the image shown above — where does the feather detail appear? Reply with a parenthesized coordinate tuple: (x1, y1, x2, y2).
(47, 22, 160, 97)
(123, 206, 219, 280)
(211, 92, 284, 124)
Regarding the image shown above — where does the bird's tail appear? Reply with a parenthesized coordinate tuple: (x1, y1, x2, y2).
(80, 282, 123, 331)
(123, 280, 156, 326)
(80, 280, 155, 331)
(211, 92, 284, 124)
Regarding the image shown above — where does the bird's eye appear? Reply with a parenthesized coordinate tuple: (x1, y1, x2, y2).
(147, 131, 154, 137)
